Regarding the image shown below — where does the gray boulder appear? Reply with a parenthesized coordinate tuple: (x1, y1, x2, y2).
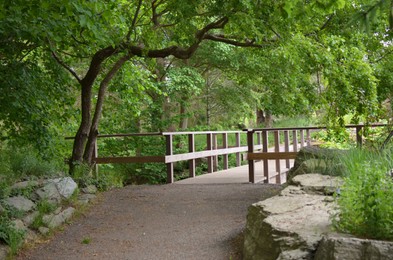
(36, 182, 62, 204)
(243, 187, 334, 259)
(3, 196, 36, 212)
(78, 194, 96, 205)
(51, 177, 78, 199)
(43, 207, 75, 229)
(23, 211, 40, 227)
(315, 234, 393, 260)
(11, 180, 39, 190)
(291, 174, 343, 195)
(11, 219, 28, 233)
(82, 185, 97, 194)
(287, 147, 345, 181)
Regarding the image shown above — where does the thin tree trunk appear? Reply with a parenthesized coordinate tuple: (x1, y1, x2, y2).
(69, 83, 92, 173)
(83, 55, 131, 164)
(256, 108, 265, 126)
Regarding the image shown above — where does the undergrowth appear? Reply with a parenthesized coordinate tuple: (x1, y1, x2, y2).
(334, 148, 393, 240)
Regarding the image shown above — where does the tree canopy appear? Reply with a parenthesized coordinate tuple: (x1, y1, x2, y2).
(1, 0, 393, 171)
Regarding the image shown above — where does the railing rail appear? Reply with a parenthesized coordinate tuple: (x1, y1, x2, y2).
(66, 124, 388, 184)
(67, 131, 253, 183)
(245, 123, 388, 184)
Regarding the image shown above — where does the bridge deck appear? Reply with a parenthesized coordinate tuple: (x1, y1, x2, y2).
(175, 159, 294, 184)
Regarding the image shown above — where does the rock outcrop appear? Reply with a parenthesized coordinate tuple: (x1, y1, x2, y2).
(243, 174, 340, 260)
(287, 147, 345, 182)
(315, 234, 393, 260)
(243, 173, 393, 260)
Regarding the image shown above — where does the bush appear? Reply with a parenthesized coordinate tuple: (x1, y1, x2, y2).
(0, 213, 25, 255)
(0, 145, 60, 182)
(334, 148, 393, 240)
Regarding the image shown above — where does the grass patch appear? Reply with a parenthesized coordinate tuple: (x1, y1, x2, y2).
(334, 148, 393, 240)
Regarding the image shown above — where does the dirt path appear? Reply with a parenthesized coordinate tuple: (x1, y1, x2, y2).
(17, 183, 281, 260)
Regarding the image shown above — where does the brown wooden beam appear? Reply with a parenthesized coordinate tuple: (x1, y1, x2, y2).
(248, 152, 298, 160)
(95, 156, 165, 164)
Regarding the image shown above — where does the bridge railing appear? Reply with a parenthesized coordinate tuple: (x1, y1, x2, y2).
(245, 124, 388, 184)
(84, 131, 255, 183)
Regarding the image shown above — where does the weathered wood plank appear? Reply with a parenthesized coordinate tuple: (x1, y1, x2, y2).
(248, 152, 298, 160)
(165, 146, 249, 163)
(95, 156, 165, 164)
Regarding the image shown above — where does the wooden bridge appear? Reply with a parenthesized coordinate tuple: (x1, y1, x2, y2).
(87, 124, 387, 185)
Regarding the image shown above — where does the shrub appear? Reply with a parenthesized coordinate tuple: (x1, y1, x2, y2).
(334, 148, 393, 240)
(0, 214, 25, 255)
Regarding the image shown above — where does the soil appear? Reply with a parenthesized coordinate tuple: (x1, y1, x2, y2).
(16, 183, 282, 260)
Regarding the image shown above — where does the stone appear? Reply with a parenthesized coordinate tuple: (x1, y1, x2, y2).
(315, 234, 393, 260)
(23, 211, 40, 227)
(277, 249, 311, 260)
(291, 174, 343, 195)
(51, 177, 78, 199)
(3, 196, 36, 212)
(82, 185, 97, 194)
(0, 244, 9, 260)
(43, 207, 75, 229)
(11, 180, 39, 190)
(38, 227, 50, 235)
(289, 159, 328, 180)
(24, 229, 39, 243)
(287, 147, 345, 181)
(78, 194, 96, 205)
(11, 219, 28, 233)
(243, 190, 334, 260)
(36, 182, 62, 204)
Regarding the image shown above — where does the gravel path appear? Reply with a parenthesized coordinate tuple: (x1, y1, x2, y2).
(17, 183, 281, 260)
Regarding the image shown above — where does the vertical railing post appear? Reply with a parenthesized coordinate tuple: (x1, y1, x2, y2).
(188, 134, 195, 178)
(356, 125, 363, 148)
(213, 134, 218, 172)
(223, 133, 229, 170)
(165, 134, 174, 183)
(207, 133, 213, 173)
(247, 130, 255, 183)
(257, 131, 262, 150)
(262, 130, 269, 183)
(293, 130, 298, 152)
(300, 129, 305, 148)
(306, 129, 311, 146)
(284, 130, 290, 169)
(235, 132, 241, 167)
(274, 130, 281, 184)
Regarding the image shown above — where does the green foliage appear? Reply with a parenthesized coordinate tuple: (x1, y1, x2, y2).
(30, 200, 57, 230)
(0, 212, 25, 255)
(0, 145, 61, 200)
(0, 145, 60, 183)
(313, 129, 355, 149)
(81, 237, 91, 245)
(334, 148, 393, 240)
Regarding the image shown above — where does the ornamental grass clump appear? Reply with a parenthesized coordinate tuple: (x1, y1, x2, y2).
(335, 148, 393, 240)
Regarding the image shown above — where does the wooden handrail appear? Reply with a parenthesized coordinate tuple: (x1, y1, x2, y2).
(245, 123, 389, 184)
(65, 124, 389, 184)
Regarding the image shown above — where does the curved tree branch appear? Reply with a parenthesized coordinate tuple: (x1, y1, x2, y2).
(51, 50, 82, 83)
